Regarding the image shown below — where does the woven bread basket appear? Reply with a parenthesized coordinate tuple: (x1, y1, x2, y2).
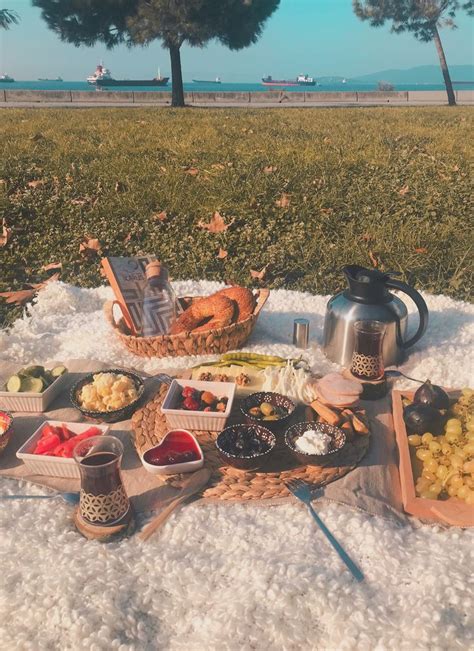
(104, 288, 269, 358)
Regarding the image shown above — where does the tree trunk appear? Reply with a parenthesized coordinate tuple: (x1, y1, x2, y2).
(432, 25, 456, 106)
(169, 43, 185, 108)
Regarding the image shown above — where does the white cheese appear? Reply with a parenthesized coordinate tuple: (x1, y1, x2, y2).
(295, 429, 331, 455)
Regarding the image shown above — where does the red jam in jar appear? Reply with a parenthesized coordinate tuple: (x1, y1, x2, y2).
(143, 430, 201, 466)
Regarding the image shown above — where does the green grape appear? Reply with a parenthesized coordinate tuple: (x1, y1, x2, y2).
(421, 469, 437, 482)
(436, 465, 448, 480)
(422, 432, 434, 445)
(446, 431, 461, 444)
(465, 492, 474, 505)
(450, 455, 464, 469)
(463, 459, 474, 473)
(456, 485, 470, 500)
(424, 458, 439, 473)
(463, 442, 474, 455)
(429, 441, 442, 454)
(408, 434, 422, 447)
(441, 443, 453, 455)
(449, 475, 463, 488)
(429, 481, 442, 495)
(446, 418, 462, 429)
(420, 490, 438, 500)
(447, 484, 458, 497)
(416, 448, 432, 461)
(417, 477, 432, 492)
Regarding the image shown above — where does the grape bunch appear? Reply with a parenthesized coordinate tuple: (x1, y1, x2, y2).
(408, 388, 474, 505)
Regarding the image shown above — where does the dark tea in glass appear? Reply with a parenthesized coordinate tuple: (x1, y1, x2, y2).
(350, 320, 386, 381)
(74, 435, 130, 526)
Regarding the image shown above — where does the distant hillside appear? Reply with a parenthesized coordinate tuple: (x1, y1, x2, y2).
(351, 64, 474, 84)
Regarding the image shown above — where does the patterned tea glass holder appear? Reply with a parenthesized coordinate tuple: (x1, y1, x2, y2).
(73, 435, 130, 527)
(350, 320, 387, 381)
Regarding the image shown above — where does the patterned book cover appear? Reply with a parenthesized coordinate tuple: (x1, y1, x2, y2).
(101, 256, 157, 335)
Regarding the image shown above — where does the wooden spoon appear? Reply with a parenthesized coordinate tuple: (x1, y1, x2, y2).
(139, 468, 211, 542)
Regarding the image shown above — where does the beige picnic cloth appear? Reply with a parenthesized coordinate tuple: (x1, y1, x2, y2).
(0, 360, 405, 522)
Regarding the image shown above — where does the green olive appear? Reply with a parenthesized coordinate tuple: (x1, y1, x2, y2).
(248, 406, 262, 417)
(260, 402, 274, 416)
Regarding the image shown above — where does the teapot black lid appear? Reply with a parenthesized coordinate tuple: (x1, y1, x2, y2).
(343, 265, 394, 302)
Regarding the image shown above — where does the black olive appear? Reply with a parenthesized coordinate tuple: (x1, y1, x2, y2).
(414, 380, 450, 411)
(403, 403, 446, 435)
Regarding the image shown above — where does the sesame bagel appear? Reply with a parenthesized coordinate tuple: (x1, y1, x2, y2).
(215, 286, 256, 322)
(170, 294, 235, 335)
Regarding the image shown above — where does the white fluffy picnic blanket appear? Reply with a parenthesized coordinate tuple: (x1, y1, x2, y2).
(0, 281, 473, 651)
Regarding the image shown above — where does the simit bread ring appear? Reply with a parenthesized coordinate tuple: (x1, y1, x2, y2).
(214, 286, 256, 322)
(169, 295, 235, 335)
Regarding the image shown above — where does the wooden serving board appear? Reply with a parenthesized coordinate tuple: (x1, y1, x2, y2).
(392, 390, 474, 527)
(131, 384, 370, 503)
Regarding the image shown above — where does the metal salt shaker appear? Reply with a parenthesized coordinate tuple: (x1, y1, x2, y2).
(293, 318, 309, 349)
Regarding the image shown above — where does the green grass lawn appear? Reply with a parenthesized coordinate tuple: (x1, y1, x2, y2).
(0, 106, 472, 326)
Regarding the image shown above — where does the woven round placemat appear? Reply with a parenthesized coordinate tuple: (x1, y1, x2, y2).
(131, 384, 370, 503)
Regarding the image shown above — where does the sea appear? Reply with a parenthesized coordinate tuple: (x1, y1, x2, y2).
(2, 80, 472, 92)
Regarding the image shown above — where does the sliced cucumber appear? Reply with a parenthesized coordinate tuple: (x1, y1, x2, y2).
(23, 365, 45, 378)
(50, 365, 67, 378)
(20, 376, 44, 393)
(6, 375, 22, 392)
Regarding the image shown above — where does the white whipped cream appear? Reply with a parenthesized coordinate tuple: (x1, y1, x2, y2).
(295, 429, 331, 455)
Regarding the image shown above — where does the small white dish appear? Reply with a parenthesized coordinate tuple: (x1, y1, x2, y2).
(160, 379, 236, 431)
(16, 420, 109, 479)
(140, 429, 204, 475)
(0, 365, 69, 413)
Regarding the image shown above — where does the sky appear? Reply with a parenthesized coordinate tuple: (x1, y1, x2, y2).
(0, 0, 473, 80)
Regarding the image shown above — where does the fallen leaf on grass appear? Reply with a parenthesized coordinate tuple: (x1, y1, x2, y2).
(217, 248, 228, 259)
(0, 289, 36, 305)
(250, 265, 270, 282)
(0, 219, 12, 247)
(115, 181, 127, 193)
(41, 262, 62, 272)
(323, 137, 332, 144)
(398, 185, 410, 196)
(0, 273, 61, 306)
(414, 247, 428, 254)
(27, 180, 45, 189)
(198, 211, 234, 233)
(211, 163, 226, 170)
(79, 236, 101, 256)
(263, 166, 277, 174)
(275, 193, 290, 208)
(184, 167, 199, 176)
(361, 233, 373, 242)
(123, 233, 132, 244)
(153, 210, 168, 222)
(368, 250, 380, 268)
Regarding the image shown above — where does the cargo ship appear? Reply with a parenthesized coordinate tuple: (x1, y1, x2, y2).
(0, 74, 14, 83)
(262, 74, 316, 87)
(38, 76, 63, 82)
(87, 63, 169, 87)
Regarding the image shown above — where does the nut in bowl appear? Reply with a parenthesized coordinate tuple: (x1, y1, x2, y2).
(216, 424, 276, 471)
(285, 422, 346, 467)
(70, 369, 145, 423)
(241, 391, 295, 431)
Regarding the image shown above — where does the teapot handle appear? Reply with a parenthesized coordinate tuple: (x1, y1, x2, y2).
(385, 279, 429, 349)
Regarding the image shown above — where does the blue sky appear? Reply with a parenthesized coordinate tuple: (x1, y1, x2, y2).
(1, 0, 473, 80)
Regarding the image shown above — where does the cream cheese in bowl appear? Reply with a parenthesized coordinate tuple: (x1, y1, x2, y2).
(294, 428, 331, 455)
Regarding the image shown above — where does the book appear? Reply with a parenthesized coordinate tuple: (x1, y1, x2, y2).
(101, 256, 157, 335)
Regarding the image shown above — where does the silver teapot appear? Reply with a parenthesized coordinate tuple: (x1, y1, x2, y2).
(322, 265, 429, 367)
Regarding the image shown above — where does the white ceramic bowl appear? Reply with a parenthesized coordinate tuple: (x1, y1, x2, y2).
(0, 366, 69, 413)
(160, 379, 236, 431)
(16, 420, 109, 479)
(140, 429, 204, 475)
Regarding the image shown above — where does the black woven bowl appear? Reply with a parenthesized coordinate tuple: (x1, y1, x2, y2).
(216, 424, 276, 471)
(70, 369, 145, 423)
(285, 421, 346, 466)
(240, 391, 295, 432)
